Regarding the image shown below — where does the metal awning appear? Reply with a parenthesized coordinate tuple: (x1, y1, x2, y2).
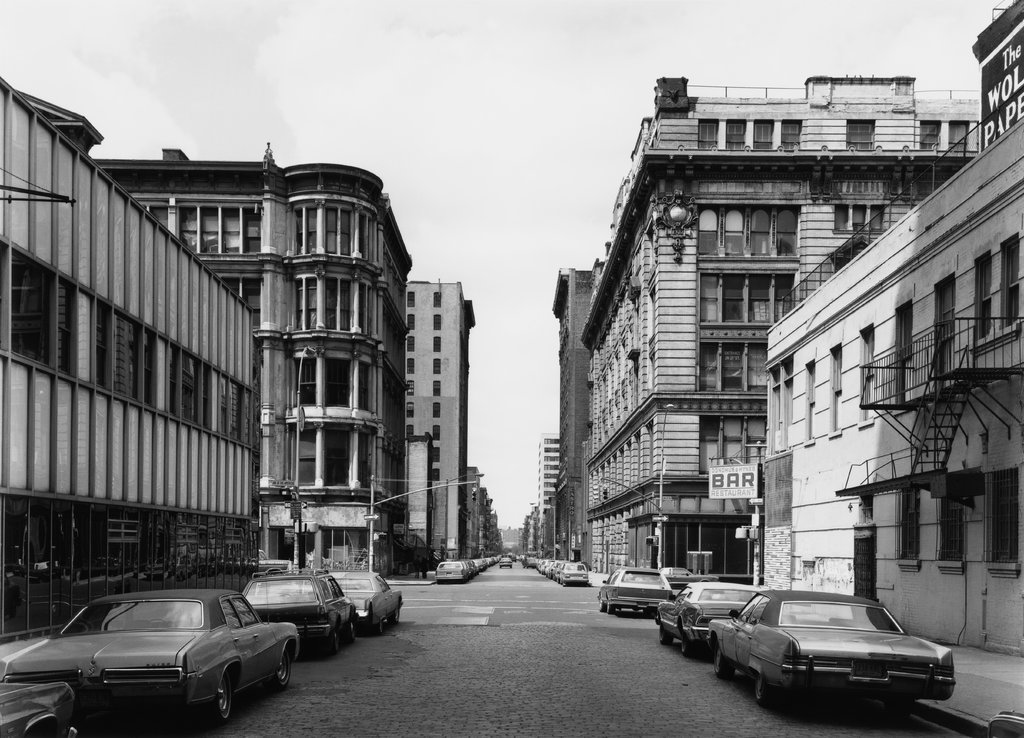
(837, 468, 984, 498)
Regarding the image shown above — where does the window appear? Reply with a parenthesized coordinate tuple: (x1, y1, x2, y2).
(846, 120, 875, 150)
(897, 489, 920, 559)
(433, 358, 441, 374)
(296, 278, 317, 331)
(407, 358, 415, 374)
(920, 121, 940, 150)
(976, 254, 993, 337)
(406, 423, 414, 436)
(243, 208, 261, 253)
(830, 344, 842, 432)
(433, 314, 442, 330)
(326, 359, 350, 405)
(986, 467, 1019, 562)
(241, 278, 261, 328)
(949, 121, 969, 156)
(937, 498, 965, 560)
(935, 276, 956, 374)
(406, 402, 414, 418)
(181, 355, 197, 421)
(724, 210, 744, 254)
(698, 120, 719, 150)
(433, 336, 441, 352)
(407, 313, 415, 330)
(358, 212, 373, 260)
(774, 274, 794, 321)
(699, 342, 767, 391)
(222, 209, 240, 252)
(324, 430, 348, 486)
(432, 402, 441, 418)
(57, 280, 73, 373)
(324, 207, 352, 256)
(776, 209, 797, 255)
(753, 121, 773, 150)
(199, 207, 219, 253)
(749, 210, 770, 255)
(723, 276, 744, 320)
(113, 315, 140, 398)
(860, 325, 875, 420)
(432, 424, 440, 440)
(895, 301, 913, 401)
(297, 356, 316, 405)
(700, 273, 793, 324)
(748, 276, 770, 321)
(96, 303, 111, 388)
(699, 275, 718, 321)
(407, 381, 414, 396)
(1001, 236, 1019, 326)
(179, 208, 197, 250)
(407, 292, 415, 308)
(144, 330, 156, 406)
(698, 210, 719, 255)
(781, 358, 793, 448)
(407, 335, 415, 351)
(781, 120, 801, 150)
(433, 291, 441, 308)
(699, 416, 764, 472)
(11, 253, 50, 363)
(805, 360, 816, 439)
(834, 204, 885, 232)
(358, 364, 370, 410)
(433, 380, 441, 396)
(725, 120, 746, 150)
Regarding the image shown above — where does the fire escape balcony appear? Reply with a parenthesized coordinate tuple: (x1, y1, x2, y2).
(779, 231, 878, 316)
(841, 318, 1024, 500)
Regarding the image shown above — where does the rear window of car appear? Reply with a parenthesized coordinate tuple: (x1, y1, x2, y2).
(336, 577, 373, 591)
(698, 589, 754, 602)
(621, 572, 662, 585)
(438, 562, 464, 570)
(246, 579, 319, 604)
(779, 601, 901, 631)
(564, 564, 586, 572)
(64, 600, 204, 633)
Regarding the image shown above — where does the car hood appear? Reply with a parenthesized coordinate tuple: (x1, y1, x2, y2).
(1, 632, 199, 676)
(782, 628, 953, 663)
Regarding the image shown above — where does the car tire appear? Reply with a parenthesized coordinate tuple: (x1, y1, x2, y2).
(607, 605, 618, 616)
(658, 624, 674, 646)
(712, 640, 734, 680)
(754, 670, 777, 708)
(340, 617, 356, 644)
(371, 609, 385, 635)
(681, 628, 698, 658)
(324, 624, 341, 656)
(391, 605, 401, 624)
(599, 600, 607, 613)
(265, 647, 292, 691)
(206, 670, 233, 724)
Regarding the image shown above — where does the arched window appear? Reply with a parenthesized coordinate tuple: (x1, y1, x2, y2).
(698, 210, 719, 254)
(724, 210, 744, 254)
(750, 210, 771, 255)
(777, 209, 797, 255)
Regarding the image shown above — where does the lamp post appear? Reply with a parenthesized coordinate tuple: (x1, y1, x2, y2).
(293, 345, 318, 571)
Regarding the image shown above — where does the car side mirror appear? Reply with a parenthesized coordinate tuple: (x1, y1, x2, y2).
(728, 609, 740, 619)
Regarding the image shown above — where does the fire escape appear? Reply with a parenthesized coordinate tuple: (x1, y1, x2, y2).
(841, 318, 1024, 501)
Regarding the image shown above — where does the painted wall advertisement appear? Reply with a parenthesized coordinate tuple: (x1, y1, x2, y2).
(708, 464, 759, 499)
(981, 19, 1024, 150)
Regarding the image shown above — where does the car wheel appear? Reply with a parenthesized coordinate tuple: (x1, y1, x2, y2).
(265, 647, 292, 691)
(340, 617, 356, 644)
(371, 609, 385, 635)
(598, 600, 607, 613)
(658, 624, 674, 646)
(391, 606, 401, 624)
(754, 670, 777, 708)
(324, 624, 341, 656)
(681, 628, 698, 658)
(712, 640, 734, 680)
(206, 670, 233, 724)
(607, 605, 618, 616)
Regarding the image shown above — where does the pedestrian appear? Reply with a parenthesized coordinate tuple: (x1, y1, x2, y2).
(419, 555, 429, 579)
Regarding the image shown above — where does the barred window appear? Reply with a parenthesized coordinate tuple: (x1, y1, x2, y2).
(986, 467, 1019, 562)
(897, 489, 920, 559)
(936, 498, 965, 560)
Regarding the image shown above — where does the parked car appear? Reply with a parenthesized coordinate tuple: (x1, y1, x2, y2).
(707, 590, 956, 710)
(597, 567, 673, 616)
(498, 556, 513, 568)
(989, 711, 1024, 737)
(257, 549, 292, 574)
(547, 561, 566, 581)
(0, 589, 298, 725)
(556, 562, 590, 586)
(329, 571, 402, 635)
(435, 560, 470, 583)
(243, 570, 356, 655)
(656, 582, 762, 655)
(0, 681, 77, 737)
(658, 567, 719, 594)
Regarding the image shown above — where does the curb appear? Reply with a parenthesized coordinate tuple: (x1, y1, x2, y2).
(912, 702, 987, 738)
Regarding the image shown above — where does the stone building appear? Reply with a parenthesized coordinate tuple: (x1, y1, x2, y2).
(0, 79, 256, 640)
(585, 74, 977, 579)
(404, 281, 474, 558)
(99, 148, 412, 575)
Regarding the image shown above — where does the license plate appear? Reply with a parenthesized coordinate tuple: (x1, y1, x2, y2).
(851, 661, 887, 678)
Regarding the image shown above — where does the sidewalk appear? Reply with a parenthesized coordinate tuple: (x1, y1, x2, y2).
(389, 571, 436, 586)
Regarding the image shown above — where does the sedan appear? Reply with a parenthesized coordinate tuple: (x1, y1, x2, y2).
(707, 590, 955, 711)
(243, 571, 356, 655)
(656, 582, 762, 655)
(556, 562, 590, 586)
(435, 561, 469, 583)
(597, 567, 673, 616)
(0, 682, 77, 737)
(329, 572, 402, 635)
(0, 589, 298, 725)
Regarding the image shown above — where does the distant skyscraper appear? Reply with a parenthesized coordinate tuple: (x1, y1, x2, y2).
(538, 434, 559, 556)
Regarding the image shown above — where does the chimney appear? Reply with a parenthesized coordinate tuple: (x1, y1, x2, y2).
(162, 148, 189, 161)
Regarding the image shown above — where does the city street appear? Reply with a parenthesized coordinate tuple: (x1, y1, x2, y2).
(75, 565, 961, 738)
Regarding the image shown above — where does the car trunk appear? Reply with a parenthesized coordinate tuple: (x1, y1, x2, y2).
(250, 602, 325, 628)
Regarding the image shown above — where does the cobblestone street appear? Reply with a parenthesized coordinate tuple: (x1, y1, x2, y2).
(75, 569, 962, 737)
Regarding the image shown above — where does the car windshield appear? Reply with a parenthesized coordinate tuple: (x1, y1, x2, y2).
(336, 577, 372, 592)
(779, 601, 902, 631)
(63, 600, 204, 633)
(698, 589, 754, 602)
(246, 579, 318, 604)
(621, 572, 662, 585)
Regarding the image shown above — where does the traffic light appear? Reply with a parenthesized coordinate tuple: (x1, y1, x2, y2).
(471, 484, 477, 502)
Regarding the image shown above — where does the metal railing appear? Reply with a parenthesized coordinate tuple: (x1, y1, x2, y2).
(861, 318, 1024, 409)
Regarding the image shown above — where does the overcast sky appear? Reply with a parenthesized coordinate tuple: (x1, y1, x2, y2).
(2, 0, 993, 526)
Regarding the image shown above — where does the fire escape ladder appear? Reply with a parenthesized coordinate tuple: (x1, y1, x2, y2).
(910, 378, 970, 474)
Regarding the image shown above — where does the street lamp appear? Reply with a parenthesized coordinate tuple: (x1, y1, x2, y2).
(293, 345, 319, 571)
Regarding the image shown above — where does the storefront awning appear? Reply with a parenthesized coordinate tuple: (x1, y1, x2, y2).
(836, 468, 984, 499)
